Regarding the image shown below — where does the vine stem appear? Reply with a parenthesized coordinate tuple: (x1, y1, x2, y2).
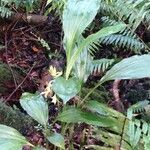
(80, 80, 104, 106)
(119, 117, 127, 149)
(44, 125, 50, 150)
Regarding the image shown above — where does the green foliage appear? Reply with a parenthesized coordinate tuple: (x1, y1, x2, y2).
(0, 125, 33, 150)
(143, 134, 150, 150)
(62, 0, 126, 79)
(0, 92, 67, 149)
(0, 0, 38, 18)
(91, 58, 114, 74)
(0, 101, 34, 132)
(84, 101, 127, 132)
(47, 133, 65, 150)
(127, 101, 150, 149)
(85, 100, 114, 116)
(99, 17, 145, 53)
(81, 87, 110, 103)
(1, 0, 150, 149)
(52, 77, 81, 104)
(57, 107, 117, 127)
(127, 100, 149, 119)
(65, 24, 126, 79)
(0, 6, 11, 18)
(73, 48, 114, 82)
(100, 0, 150, 30)
(93, 129, 131, 150)
(101, 55, 150, 83)
(84, 101, 131, 149)
(128, 120, 142, 148)
(20, 92, 49, 127)
(97, 0, 150, 53)
(45, 0, 66, 16)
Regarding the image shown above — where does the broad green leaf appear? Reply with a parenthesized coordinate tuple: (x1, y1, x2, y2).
(84, 101, 129, 134)
(73, 48, 92, 83)
(0, 125, 31, 150)
(85, 101, 125, 118)
(52, 77, 81, 104)
(57, 107, 116, 127)
(63, 0, 100, 55)
(47, 133, 65, 149)
(0, 141, 24, 150)
(85, 101, 111, 116)
(20, 92, 49, 127)
(66, 23, 126, 78)
(101, 55, 150, 83)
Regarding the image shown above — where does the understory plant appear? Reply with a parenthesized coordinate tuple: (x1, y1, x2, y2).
(0, 0, 39, 18)
(0, 0, 150, 150)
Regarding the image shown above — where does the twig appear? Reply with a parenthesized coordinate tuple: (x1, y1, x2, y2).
(119, 117, 127, 150)
(5, 22, 18, 88)
(0, 13, 48, 24)
(6, 63, 36, 101)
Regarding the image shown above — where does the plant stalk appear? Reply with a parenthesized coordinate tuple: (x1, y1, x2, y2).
(80, 80, 104, 106)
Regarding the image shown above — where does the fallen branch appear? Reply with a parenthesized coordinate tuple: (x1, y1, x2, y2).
(1, 13, 48, 24)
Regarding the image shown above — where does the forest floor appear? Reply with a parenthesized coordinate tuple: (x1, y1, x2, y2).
(0, 10, 150, 150)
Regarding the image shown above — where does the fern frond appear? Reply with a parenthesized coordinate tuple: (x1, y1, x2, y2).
(0, 6, 12, 18)
(127, 100, 149, 119)
(99, 17, 146, 52)
(131, 100, 149, 113)
(101, 17, 136, 38)
(90, 58, 114, 74)
(80, 24, 126, 55)
(45, 0, 65, 17)
(128, 120, 142, 148)
(0, 0, 38, 18)
(100, 0, 150, 31)
(100, 34, 144, 53)
(99, 1, 113, 14)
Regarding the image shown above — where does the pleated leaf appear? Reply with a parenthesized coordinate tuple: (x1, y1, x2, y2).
(66, 23, 126, 78)
(101, 55, 150, 83)
(20, 92, 49, 127)
(0, 125, 30, 150)
(52, 77, 81, 104)
(47, 133, 65, 150)
(57, 107, 116, 127)
(63, 0, 100, 52)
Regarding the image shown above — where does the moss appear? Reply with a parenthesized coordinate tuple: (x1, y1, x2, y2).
(0, 63, 12, 81)
(0, 100, 35, 132)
